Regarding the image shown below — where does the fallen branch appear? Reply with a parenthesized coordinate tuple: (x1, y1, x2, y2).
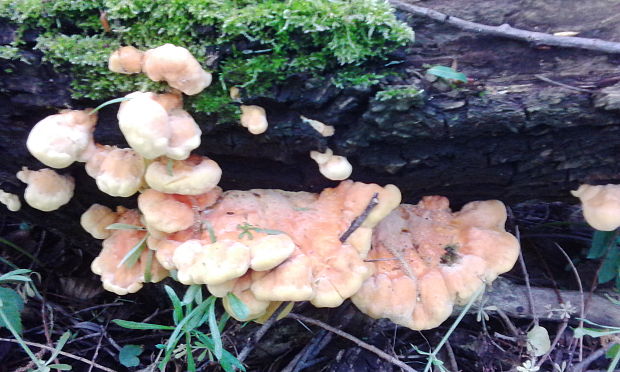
(236, 303, 284, 363)
(389, 0, 620, 54)
(339, 193, 379, 243)
(287, 313, 417, 372)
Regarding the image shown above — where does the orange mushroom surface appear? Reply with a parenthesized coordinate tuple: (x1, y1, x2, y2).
(91, 208, 168, 295)
(351, 196, 520, 330)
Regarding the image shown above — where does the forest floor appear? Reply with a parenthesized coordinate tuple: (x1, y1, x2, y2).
(0, 199, 619, 372)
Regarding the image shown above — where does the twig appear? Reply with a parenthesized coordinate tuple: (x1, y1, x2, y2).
(444, 340, 458, 372)
(516, 226, 538, 325)
(237, 303, 284, 363)
(0, 338, 116, 372)
(388, 0, 620, 54)
(287, 313, 417, 372)
(340, 193, 379, 243)
(87, 330, 106, 372)
(534, 75, 594, 93)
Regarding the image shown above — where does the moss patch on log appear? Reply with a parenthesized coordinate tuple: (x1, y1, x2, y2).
(0, 0, 413, 120)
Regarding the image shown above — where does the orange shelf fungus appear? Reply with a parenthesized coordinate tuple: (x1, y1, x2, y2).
(351, 196, 520, 330)
(80, 204, 120, 240)
(161, 181, 402, 315)
(26, 109, 97, 169)
(90, 209, 168, 295)
(108, 46, 144, 74)
(138, 189, 195, 234)
(571, 184, 620, 231)
(142, 44, 212, 95)
(16, 167, 74, 212)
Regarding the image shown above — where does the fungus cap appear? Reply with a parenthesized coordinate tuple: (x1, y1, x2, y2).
(310, 149, 352, 181)
(0, 190, 20, 212)
(145, 155, 221, 195)
(142, 44, 212, 95)
(138, 189, 194, 234)
(26, 109, 97, 168)
(166, 108, 202, 160)
(301, 116, 335, 137)
(16, 167, 74, 212)
(352, 197, 520, 330)
(571, 184, 620, 231)
(240, 105, 268, 135)
(108, 46, 144, 74)
(80, 204, 119, 240)
(86, 146, 145, 197)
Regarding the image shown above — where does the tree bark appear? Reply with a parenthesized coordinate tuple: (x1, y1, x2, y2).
(1, 0, 620, 246)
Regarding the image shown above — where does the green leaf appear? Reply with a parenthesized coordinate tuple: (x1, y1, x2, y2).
(599, 246, 620, 284)
(208, 300, 223, 359)
(0, 287, 24, 333)
(112, 319, 175, 331)
(185, 332, 196, 371)
(182, 285, 201, 306)
(165, 285, 184, 324)
(589, 230, 616, 259)
(526, 325, 551, 357)
(48, 332, 71, 362)
(117, 234, 148, 269)
(166, 300, 211, 351)
(573, 326, 620, 339)
(427, 65, 468, 83)
(46, 364, 72, 370)
(119, 344, 143, 367)
(105, 223, 147, 231)
(225, 293, 249, 320)
(204, 221, 217, 243)
(90, 97, 132, 114)
(607, 344, 620, 359)
(144, 249, 154, 283)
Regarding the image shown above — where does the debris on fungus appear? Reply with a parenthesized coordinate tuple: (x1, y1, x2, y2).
(108, 46, 144, 74)
(16, 167, 75, 212)
(142, 44, 212, 95)
(26, 109, 97, 169)
(0, 189, 21, 212)
(90, 208, 168, 295)
(310, 148, 353, 181)
(571, 184, 620, 231)
(240, 105, 268, 135)
(351, 196, 520, 330)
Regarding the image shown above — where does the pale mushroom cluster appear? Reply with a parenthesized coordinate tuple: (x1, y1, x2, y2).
(14, 43, 523, 332)
(572, 184, 620, 231)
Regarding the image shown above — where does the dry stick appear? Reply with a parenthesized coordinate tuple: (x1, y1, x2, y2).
(388, 0, 620, 54)
(515, 226, 538, 326)
(87, 331, 106, 372)
(340, 193, 379, 243)
(444, 340, 459, 372)
(534, 75, 594, 93)
(0, 338, 116, 372)
(236, 303, 285, 364)
(287, 313, 417, 372)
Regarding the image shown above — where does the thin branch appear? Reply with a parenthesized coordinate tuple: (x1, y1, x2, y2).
(534, 75, 594, 93)
(389, 0, 620, 54)
(0, 338, 116, 372)
(237, 303, 284, 363)
(340, 193, 379, 243)
(287, 313, 417, 372)
(516, 226, 538, 325)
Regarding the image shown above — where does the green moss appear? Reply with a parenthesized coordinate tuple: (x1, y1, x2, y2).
(1, 0, 414, 116)
(375, 85, 422, 101)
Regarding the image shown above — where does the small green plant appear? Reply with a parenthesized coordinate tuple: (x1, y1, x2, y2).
(375, 85, 423, 101)
(587, 230, 620, 289)
(0, 268, 73, 371)
(113, 284, 248, 371)
(574, 318, 620, 372)
(426, 65, 468, 83)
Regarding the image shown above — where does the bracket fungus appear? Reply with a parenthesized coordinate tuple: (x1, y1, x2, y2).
(571, 184, 620, 231)
(310, 148, 353, 181)
(16, 167, 75, 212)
(26, 109, 97, 169)
(80, 204, 120, 240)
(142, 44, 212, 95)
(239, 105, 268, 135)
(90, 208, 168, 295)
(85, 145, 145, 197)
(351, 196, 520, 330)
(0, 189, 20, 212)
(108, 46, 144, 74)
(145, 155, 221, 195)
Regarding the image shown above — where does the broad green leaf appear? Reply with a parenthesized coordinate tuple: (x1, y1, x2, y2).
(527, 325, 551, 357)
(119, 344, 143, 367)
(0, 287, 24, 333)
(599, 247, 620, 284)
(225, 293, 249, 320)
(105, 223, 147, 231)
(208, 300, 223, 359)
(112, 319, 175, 331)
(589, 230, 616, 259)
(117, 234, 148, 269)
(426, 65, 468, 83)
(607, 344, 620, 359)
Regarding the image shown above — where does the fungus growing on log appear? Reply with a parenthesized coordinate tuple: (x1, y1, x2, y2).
(80, 204, 120, 240)
(310, 148, 353, 181)
(301, 116, 335, 137)
(90, 208, 168, 295)
(351, 196, 520, 330)
(571, 184, 620, 231)
(16, 167, 75, 212)
(85, 145, 145, 197)
(26, 109, 97, 168)
(108, 46, 144, 74)
(144, 155, 222, 195)
(138, 189, 195, 234)
(142, 44, 212, 95)
(240, 105, 268, 135)
(0, 189, 21, 212)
